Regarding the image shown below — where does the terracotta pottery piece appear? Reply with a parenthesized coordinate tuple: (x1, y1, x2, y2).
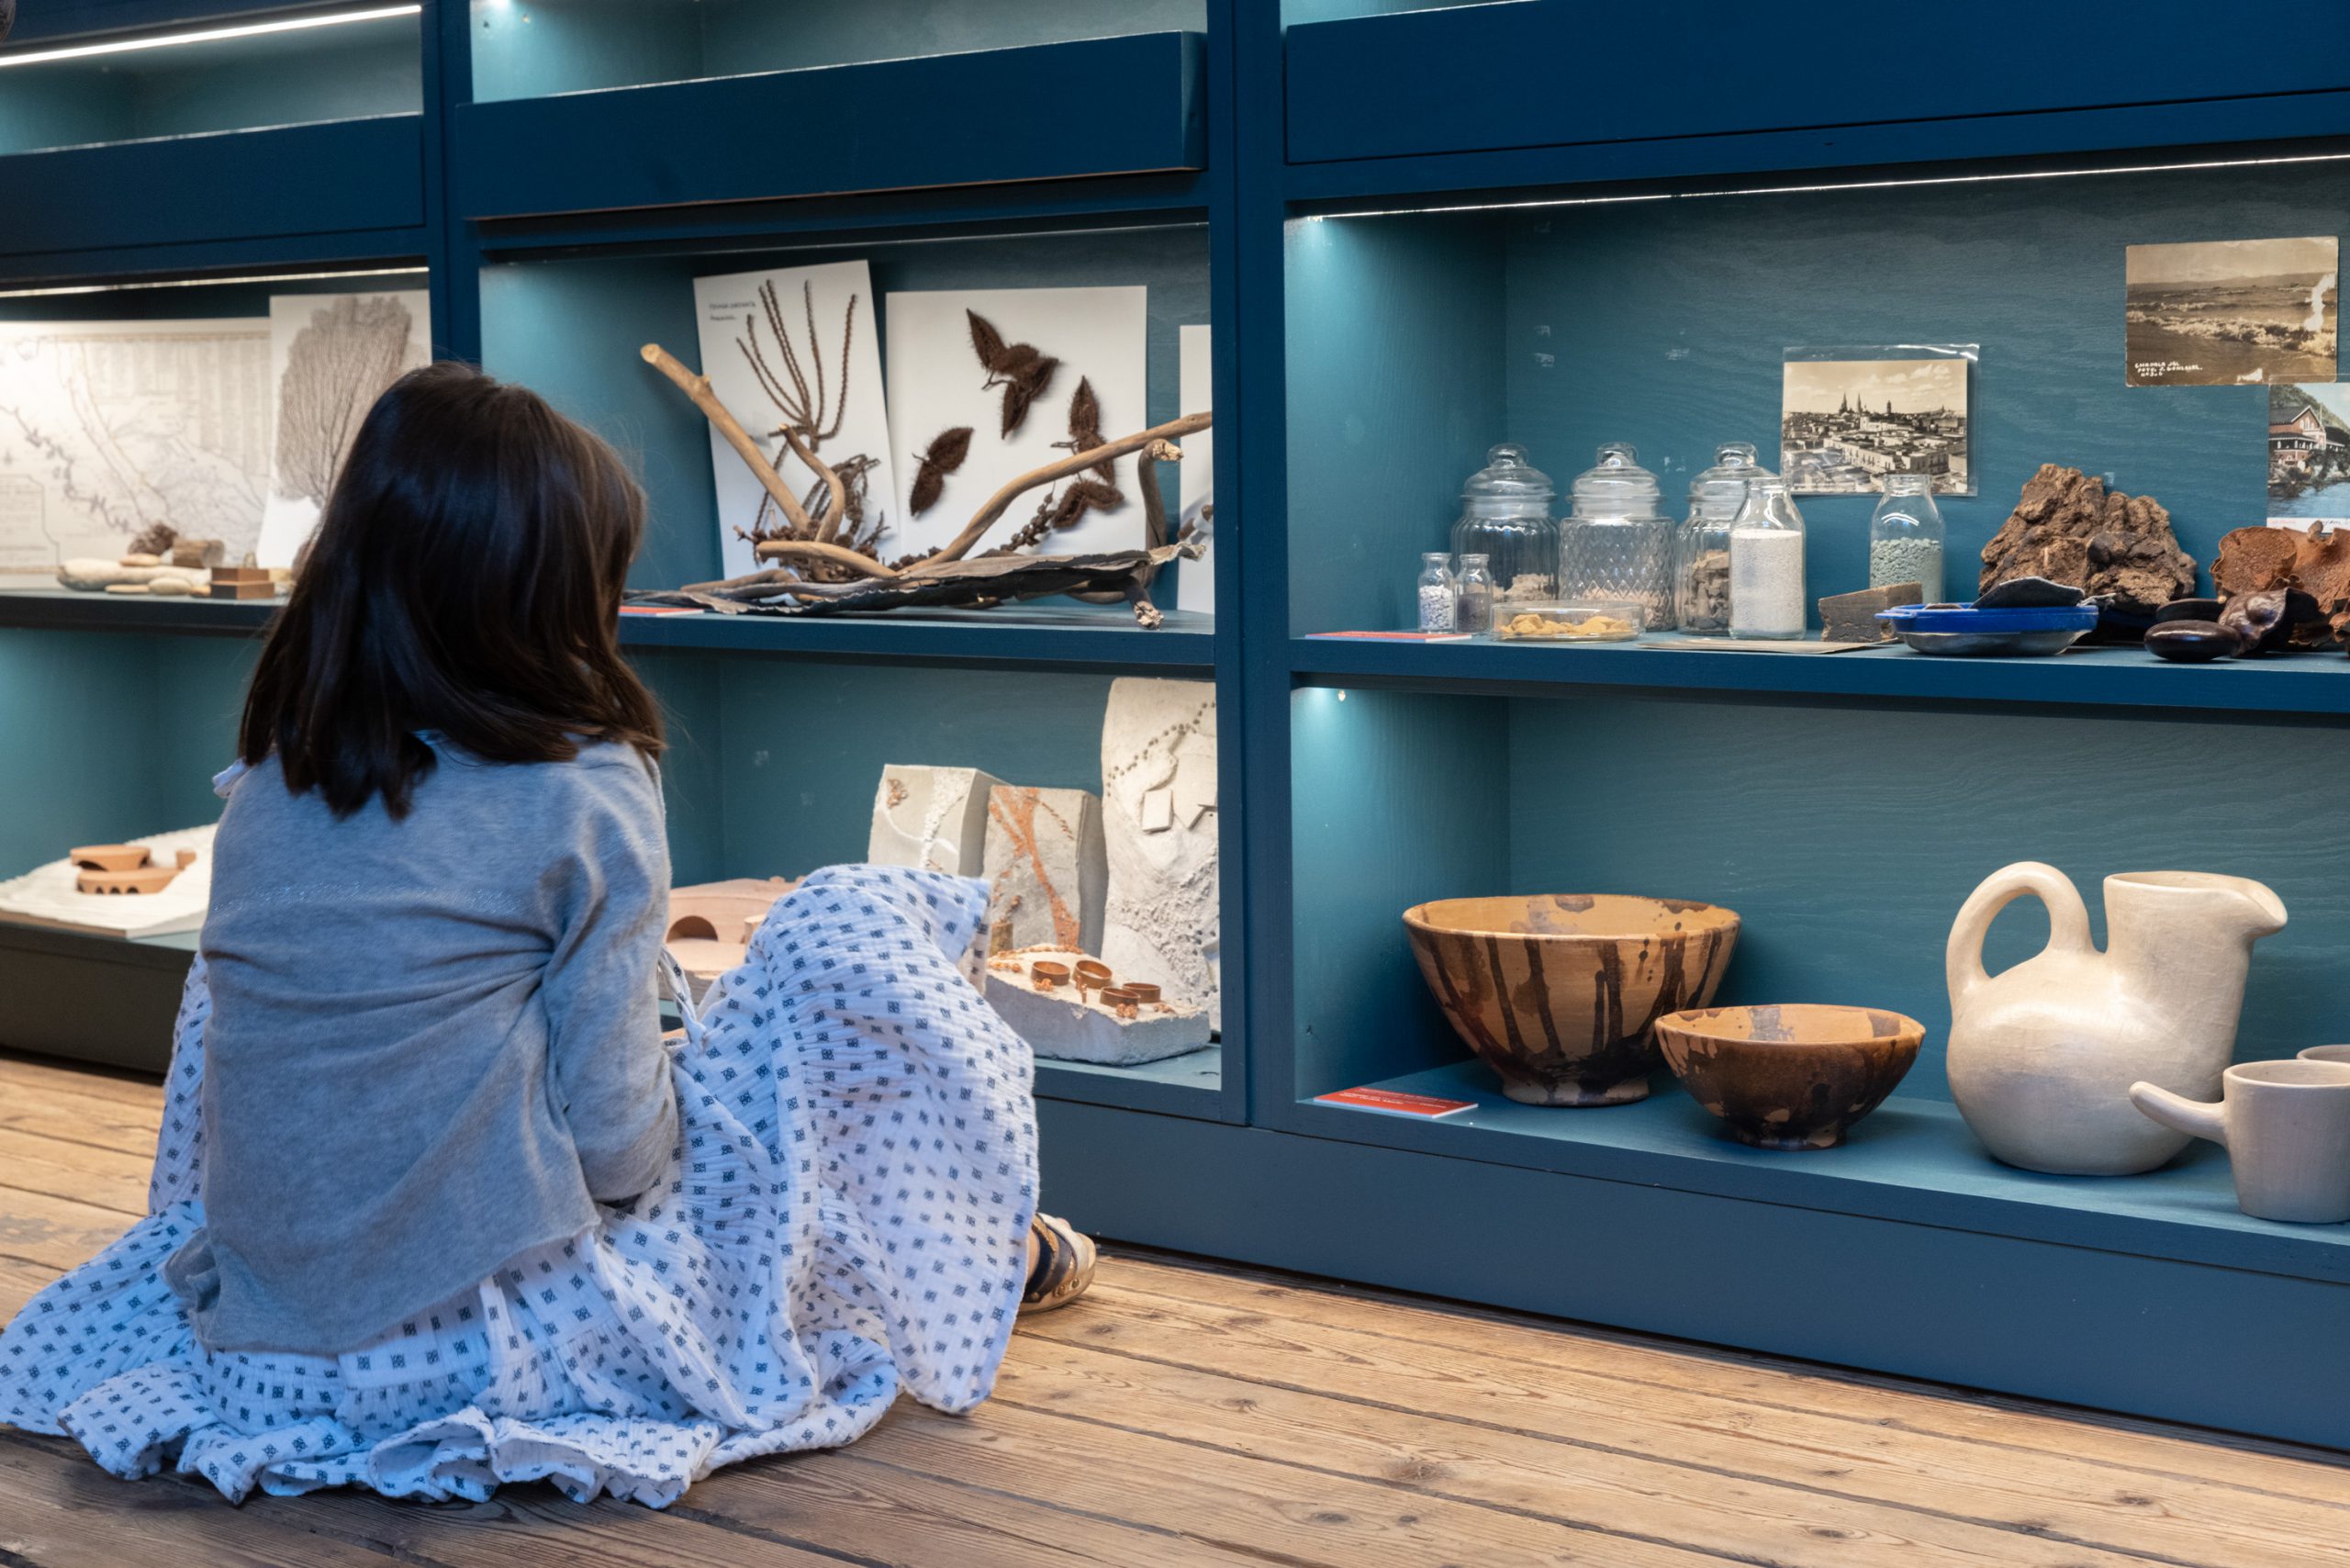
(1656, 1004, 1924, 1149)
(664, 876, 797, 1002)
(1403, 894, 1740, 1106)
(73, 847, 198, 895)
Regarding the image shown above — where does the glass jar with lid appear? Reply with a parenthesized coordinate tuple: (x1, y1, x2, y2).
(1728, 476, 1807, 640)
(1868, 473, 1947, 603)
(1449, 443, 1558, 610)
(1558, 442, 1673, 623)
(1674, 441, 1762, 633)
(1454, 554, 1496, 634)
(1416, 552, 1457, 632)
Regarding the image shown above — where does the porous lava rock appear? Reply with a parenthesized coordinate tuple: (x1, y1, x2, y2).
(1977, 465, 2197, 616)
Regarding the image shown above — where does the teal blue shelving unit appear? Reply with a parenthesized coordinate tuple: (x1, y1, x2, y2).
(6, 0, 2350, 1449)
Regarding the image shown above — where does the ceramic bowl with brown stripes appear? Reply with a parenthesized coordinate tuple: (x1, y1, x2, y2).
(1403, 895, 1740, 1107)
(1655, 1003, 1924, 1149)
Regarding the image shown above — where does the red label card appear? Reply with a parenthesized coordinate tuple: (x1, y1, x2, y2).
(1314, 1086, 1476, 1119)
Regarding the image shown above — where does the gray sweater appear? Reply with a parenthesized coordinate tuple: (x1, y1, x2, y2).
(166, 739, 678, 1354)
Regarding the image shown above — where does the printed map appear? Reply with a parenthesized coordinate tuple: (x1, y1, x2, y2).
(0, 319, 271, 581)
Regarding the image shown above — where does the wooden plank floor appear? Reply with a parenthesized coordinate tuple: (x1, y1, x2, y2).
(4, 1052, 2349, 1567)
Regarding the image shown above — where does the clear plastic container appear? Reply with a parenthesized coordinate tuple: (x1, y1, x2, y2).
(1728, 476, 1807, 640)
(1455, 553, 1496, 635)
(1491, 600, 1648, 642)
(1448, 444, 1558, 610)
(1416, 552, 1457, 632)
(1868, 473, 1947, 603)
(1558, 442, 1673, 622)
(1674, 441, 1762, 633)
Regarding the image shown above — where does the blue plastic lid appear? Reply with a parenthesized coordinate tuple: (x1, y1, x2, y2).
(1875, 604, 2100, 633)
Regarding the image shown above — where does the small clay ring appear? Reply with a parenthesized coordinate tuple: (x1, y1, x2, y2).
(1073, 959, 1113, 986)
(1099, 986, 1139, 1005)
(1122, 982, 1160, 1003)
(1030, 961, 1070, 989)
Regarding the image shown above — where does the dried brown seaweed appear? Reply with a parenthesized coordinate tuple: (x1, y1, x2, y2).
(1054, 377, 1114, 483)
(966, 308, 1058, 435)
(741, 280, 852, 449)
(909, 426, 974, 517)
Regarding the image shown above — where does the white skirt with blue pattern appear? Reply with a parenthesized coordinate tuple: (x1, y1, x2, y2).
(0, 865, 1039, 1507)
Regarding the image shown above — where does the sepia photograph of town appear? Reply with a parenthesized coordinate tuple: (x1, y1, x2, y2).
(1780, 355, 1970, 495)
(2125, 236, 2337, 386)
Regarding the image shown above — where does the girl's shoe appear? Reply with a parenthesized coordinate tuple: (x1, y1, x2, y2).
(1022, 1213, 1098, 1313)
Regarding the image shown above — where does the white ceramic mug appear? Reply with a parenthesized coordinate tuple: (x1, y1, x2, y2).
(2298, 1045, 2350, 1068)
(2130, 1060, 2350, 1224)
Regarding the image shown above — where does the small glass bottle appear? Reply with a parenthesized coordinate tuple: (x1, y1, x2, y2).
(1728, 476, 1807, 640)
(1455, 553, 1496, 635)
(1674, 441, 1761, 633)
(1416, 552, 1457, 632)
(1449, 444, 1558, 610)
(1868, 473, 1947, 603)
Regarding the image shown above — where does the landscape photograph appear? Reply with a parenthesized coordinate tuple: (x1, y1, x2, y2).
(2270, 382, 2350, 523)
(2126, 236, 2338, 386)
(1781, 355, 1970, 495)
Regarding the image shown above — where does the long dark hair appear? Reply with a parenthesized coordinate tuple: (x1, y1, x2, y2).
(241, 362, 664, 818)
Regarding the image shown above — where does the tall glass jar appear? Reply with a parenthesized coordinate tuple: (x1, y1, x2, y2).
(1449, 444, 1558, 610)
(1558, 442, 1673, 623)
(1455, 554, 1496, 634)
(1673, 441, 1762, 633)
(1728, 476, 1807, 640)
(1868, 473, 1947, 602)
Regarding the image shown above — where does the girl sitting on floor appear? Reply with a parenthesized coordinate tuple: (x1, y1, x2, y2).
(0, 362, 1094, 1506)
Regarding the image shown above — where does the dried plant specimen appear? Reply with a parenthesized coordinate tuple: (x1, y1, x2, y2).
(966, 308, 1058, 436)
(274, 296, 417, 505)
(909, 426, 973, 516)
(739, 279, 852, 449)
(128, 521, 178, 558)
(1054, 377, 1115, 483)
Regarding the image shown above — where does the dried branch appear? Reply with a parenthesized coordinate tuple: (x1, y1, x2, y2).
(750, 539, 901, 578)
(641, 342, 815, 534)
(920, 411, 1212, 568)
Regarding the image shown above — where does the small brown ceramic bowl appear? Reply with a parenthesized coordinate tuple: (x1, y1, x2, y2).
(1656, 1004, 1924, 1149)
(1403, 895, 1740, 1107)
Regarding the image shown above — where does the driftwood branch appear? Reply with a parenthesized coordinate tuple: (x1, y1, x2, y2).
(918, 411, 1212, 569)
(750, 539, 899, 578)
(641, 343, 813, 534)
(769, 422, 847, 543)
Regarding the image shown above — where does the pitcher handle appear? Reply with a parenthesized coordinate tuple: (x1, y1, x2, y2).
(2128, 1081, 2228, 1147)
(1947, 861, 2093, 1008)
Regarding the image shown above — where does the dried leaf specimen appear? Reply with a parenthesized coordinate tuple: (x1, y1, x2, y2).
(274, 295, 418, 506)
(909, 426, 974, 517)
(1055, 377, 1115, 483)
(967, 308, 1059, 436)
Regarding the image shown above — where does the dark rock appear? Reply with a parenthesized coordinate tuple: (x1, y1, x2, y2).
(2155, 598, 2223, 623)
(2145, 621, 2236, 663)
(2211, 526, 2348, 649)
(1975, 576, 2087, 609)
(2219, 588, 2309, 655)
(1978, 465, 2198, 616)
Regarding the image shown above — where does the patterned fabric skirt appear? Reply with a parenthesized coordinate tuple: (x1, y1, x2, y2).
(0, 866, 1039, 1506)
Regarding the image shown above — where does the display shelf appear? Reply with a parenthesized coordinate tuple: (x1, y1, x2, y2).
(452, 33, 1205, 223)
(0, 588, 275, 638)
(1284, 0, 2350, 174)
(621, 607, 1216, 668)
(0, 923, 197, 1076)
(1292, 634, 2350, 717)
(1289, 1061, 2350, 1285)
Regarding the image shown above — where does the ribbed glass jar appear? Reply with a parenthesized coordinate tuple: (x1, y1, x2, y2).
(1557, 442, 1673, 623)
(1448, 443, 1559, 610)
(1673, 441, 1762, 633)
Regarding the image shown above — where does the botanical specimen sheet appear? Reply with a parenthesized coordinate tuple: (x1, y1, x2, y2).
(2125, 238, 2338, 386)
(0, 319, 269, 584)
(883, 286, 1148, 559)
(694, 260, 897, 579)
(1176, 322, 1214, 615)
(260, 290, 430, 567)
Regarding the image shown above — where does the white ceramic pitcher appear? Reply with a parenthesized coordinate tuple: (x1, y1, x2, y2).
(1945, 863, 2287, 1175)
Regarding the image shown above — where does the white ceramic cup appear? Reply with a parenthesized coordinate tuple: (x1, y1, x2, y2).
(2297, 1045, 2350, 1068)
(2130, 1060, 2350, 1224)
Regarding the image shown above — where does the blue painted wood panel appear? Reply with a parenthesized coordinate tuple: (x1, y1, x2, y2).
(471, 0, 1203, 102)
(1288, 0, 2350, 166)
(452, 34, 1205, 220)
(1038, 1099, 2350, 1451)
(0, 116, 425, 257)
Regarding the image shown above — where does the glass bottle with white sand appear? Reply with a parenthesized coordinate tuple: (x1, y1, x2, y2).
(1728, 476, 1807, 640)
(1867, 474, 1946, 603)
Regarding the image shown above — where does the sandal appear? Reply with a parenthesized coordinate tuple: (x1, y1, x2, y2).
(1022, 1213, 1098, 1313)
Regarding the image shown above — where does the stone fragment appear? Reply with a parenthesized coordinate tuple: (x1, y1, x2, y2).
(1818, 581, 1920, 642)
(1975, 576, 2085, 610)
(983, 947, 1211, 1065)
(57, 559, 207, 593)
(1101, 678, 1220, 1030)
(867, 765, 1004, 876)
(982, 785, 1106, 954)
(170, 538, 226, 569)
(2212, 525, 2350, 647)
(2145, 621, 2235, 663)
(118, 553, 162, 568)
(147, 577, 193, 597)
(1977, 465, 2197, 615)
